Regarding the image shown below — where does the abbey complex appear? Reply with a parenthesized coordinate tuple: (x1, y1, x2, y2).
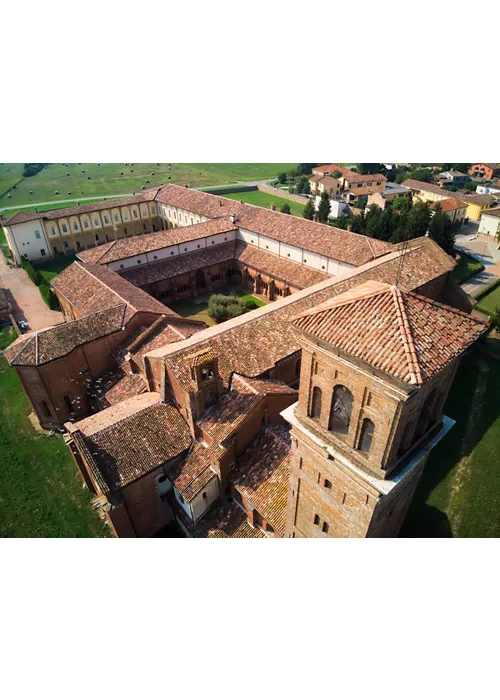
(1, 185, 488, 537)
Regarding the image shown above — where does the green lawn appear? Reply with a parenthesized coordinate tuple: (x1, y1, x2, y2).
(451, 251, 484, 284)
(0, 325, 17, 351)
(169, 289, 266, 326)
(0, 225, 10, 259)
(474, 281, 500, 316)
(0, 163, 298, 209)
(402, 352, 500, 538)
(224, 190, 305, 217)
(0, 354, 110, 537)
(35, 254, 77, 284)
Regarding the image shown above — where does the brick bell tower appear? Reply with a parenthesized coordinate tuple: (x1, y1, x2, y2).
(281, 281, 487, 538)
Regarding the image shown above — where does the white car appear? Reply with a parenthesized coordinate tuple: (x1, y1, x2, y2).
(467, 235, 477, 241)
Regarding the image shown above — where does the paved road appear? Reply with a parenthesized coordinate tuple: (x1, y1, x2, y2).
(0, 254, 63, 331)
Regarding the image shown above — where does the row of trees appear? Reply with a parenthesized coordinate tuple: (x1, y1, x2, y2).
(23, 163, 48, 178)
(330, 199, 458, 253)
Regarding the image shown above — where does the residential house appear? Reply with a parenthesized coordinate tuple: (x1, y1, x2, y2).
(468, 164, 500, 180)
(430, 198, 467, 225)
(435, 170, 470, 188)
(478, 208, 500, 237)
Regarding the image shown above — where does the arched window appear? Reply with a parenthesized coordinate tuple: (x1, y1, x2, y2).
(329, 385, 353, 435)
(63, 395, 73, 413)
(41, 401, 51, 418)
(359, 419, 374, 453)
(310, 386, 322, 419)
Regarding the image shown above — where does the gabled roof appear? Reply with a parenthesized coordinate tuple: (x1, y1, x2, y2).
(5, 305, 128, 367)
(292, 281, 488, 386)
(431, 197, 467, 212)
(231, 424, 291, 536)
(77, 217, 237, 265)
(51, 261, 173, 319)
(67, 393, 192, 494)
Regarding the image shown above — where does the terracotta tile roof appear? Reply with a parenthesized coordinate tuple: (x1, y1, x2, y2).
(51, 261, 174, 319)
(186, 499, 265, 538)
(292, 280, 488, 386)
(236, 206, 393, 267)
(121, 241, 237, 287)
(77, 218, 237, 265)
(154, 184, 393, 266)
(0, 191, 160, 227)
(130, 320, 203, 372)
(236, 243, 329, 288)
(150, 240, 459, 393)
(68, 393, 192, 494)
(312, 165, 386, 184)
(402, 179, 450, 197)
(231, 424, 291, 536)
(459, 193, 497, 206)
(199, 375, 263, 446)
(167, 441, 216, 502)
(104, 372, 147, 406)
(431, 198, 467, 212)
(482, 207, 500, 218)
(5, 305, 128, 367)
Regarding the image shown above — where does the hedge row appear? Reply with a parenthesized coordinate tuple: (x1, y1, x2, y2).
(39, 283, 60, 310)
(475, 277, 500, 302)
(21, 257, 42, 286)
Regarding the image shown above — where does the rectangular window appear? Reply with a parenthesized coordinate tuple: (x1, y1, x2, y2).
(40, 249, 46, 256)
(322, 522, 329, 533)
(173, 212, 177, 219)
(324, 479, 332, 489)
(190, 217, 194, 225)
(64, 241, 68, 248)
(168, 209, 171, 217)
(73, 222, 78, 231)
(95, 234, 99, 241)
(202, 492, 207, 500)
(133, 210, 138, 219)
(314, 514, 320, 526)
(185, 215, 188, 223)
(84, 220, 89, 228)
(51, 227, 56, 236)
(114, 214, 119, 222)
(35, 230, 41, 239)
(94, 218, 99, 226)
(104, 216, 110, 224)
(62, 224, 68, 233)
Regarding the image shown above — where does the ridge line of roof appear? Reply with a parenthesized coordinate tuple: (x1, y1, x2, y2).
(392, 287, 424, 385)
(75, 395, 164, 438)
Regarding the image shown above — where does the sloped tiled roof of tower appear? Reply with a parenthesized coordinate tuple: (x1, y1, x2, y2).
(292, 281, 488, 385)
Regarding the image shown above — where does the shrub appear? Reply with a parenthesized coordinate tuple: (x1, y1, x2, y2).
(491, 307, 500, 332)
(39, 283, 60, 311)
(207, 294, 246, 323)
(243, 299, 258, 310)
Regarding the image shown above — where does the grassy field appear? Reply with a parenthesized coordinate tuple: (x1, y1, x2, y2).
(0, 352, 110, 537)
(451, 251, 484, 284)
(224, 190, 305, 217)
(0, 197, 113, 218)
(169, 290, 266, 326)
(35, 254, 77, 284)
(474, 281, 500, 316)
(402, 352, 500, 538)
(0, 163, 298, 209)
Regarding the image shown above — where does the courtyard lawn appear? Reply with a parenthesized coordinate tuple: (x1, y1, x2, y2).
(0, 354, 110, 537)
(35, 254, 77, 284)
(474, 280, 500, 316)
(401, 352, 500, 538)
(0, 163, 298, 209)
(451, 251, 484, 284)
(169, 290, 266, 326)
(223, 190, 305, 217)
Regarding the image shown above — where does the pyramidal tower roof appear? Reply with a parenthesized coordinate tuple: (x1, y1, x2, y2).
(292, 281, 488, 386)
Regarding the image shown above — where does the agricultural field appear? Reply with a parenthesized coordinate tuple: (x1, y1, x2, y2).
(0, 163, 298, 210)
(402, 352, 500, 538)
(223, 189, 305, 217)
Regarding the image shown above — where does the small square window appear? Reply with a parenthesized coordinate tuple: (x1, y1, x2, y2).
(202, 492, 207, 500)
(35, 231, 41, 239)
(324, 479, 332, 489)
(314, 514, 320, 526)
(322, 522, 329, 533)
(40, 248, 46, 256)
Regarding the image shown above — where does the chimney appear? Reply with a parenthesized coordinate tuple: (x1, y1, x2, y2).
(220, 200, 223, 207)
(347, 225, 352, 232)
(230, 215, 236, 224)
(185, 184, 189, 188)
(313, 214, 318, 222)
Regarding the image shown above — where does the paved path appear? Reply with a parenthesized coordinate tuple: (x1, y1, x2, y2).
(0, 254, 63, 331)
(455, 230, 500, 297)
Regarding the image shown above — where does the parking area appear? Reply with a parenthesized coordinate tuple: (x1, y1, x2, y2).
(0, 255, 63, 331)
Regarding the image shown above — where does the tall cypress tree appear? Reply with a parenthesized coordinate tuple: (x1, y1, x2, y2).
(303, 198, 315, 220)
(317, 191, 331, 223)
